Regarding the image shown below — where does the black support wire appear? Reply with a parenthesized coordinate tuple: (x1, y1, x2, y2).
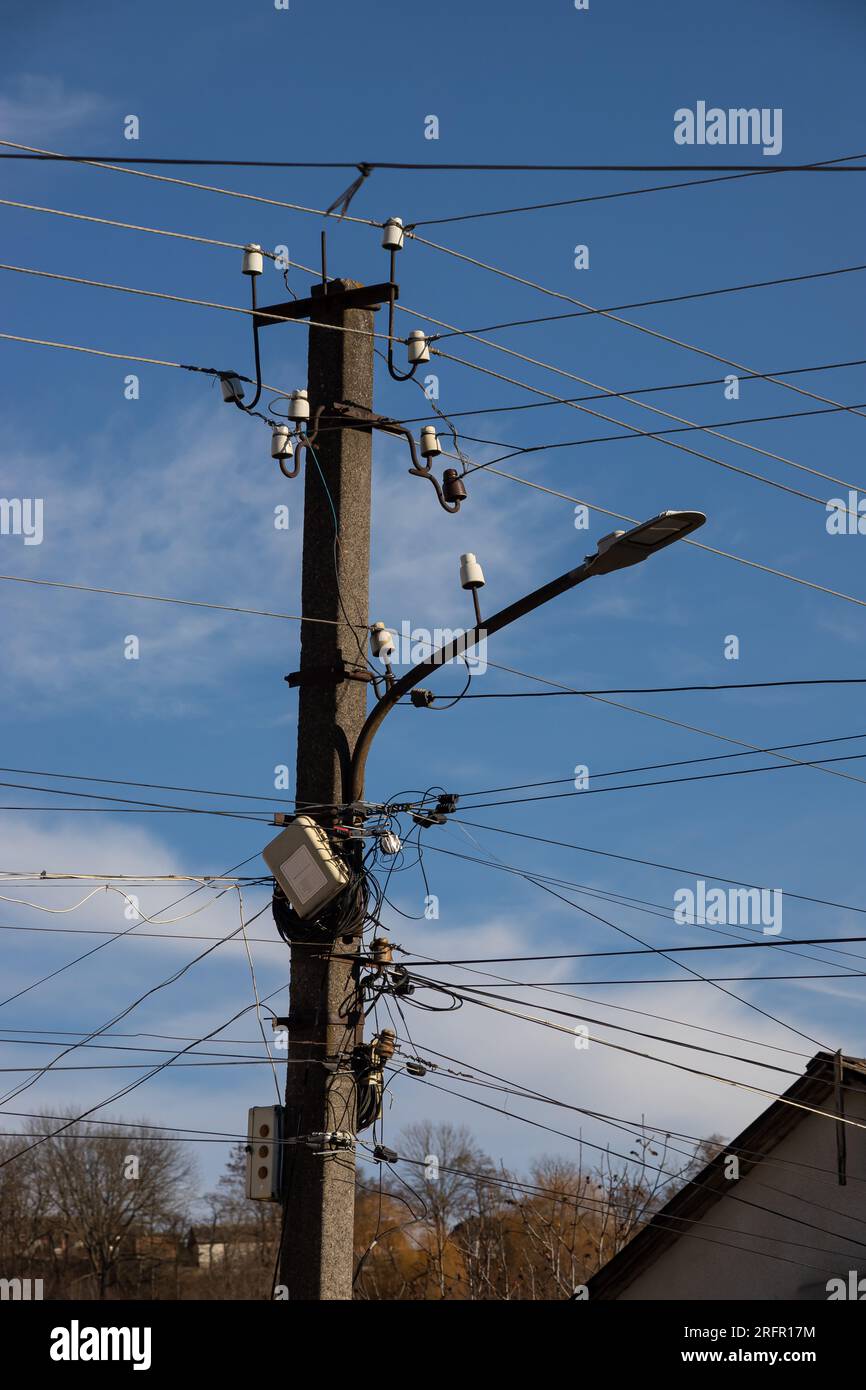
(456, 400, 866, 476)
(385, 1036, 866, 1199)
(403, 836, 828, 1048)
(451, 816, 866, 924)
(405, 151, 866, 225)
(430, 264, 866, 340)
(0, 975, 288, 1174)
(394, 1073, 866, 1266)
(393, 357, 866, 426)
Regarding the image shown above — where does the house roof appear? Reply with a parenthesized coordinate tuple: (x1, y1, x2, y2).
(587, 1050, 865, 1300)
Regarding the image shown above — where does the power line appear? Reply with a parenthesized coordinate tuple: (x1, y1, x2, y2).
(0, 776, 274, 822)
(442, 677, 866, 700)
(0, 261, 396, 343)
(0, 764, 291, 807)
(401, 1072, 866, 1265)
(452, 749, 866, 812)
(0, 195, 272, 255)
(388, 1036, 866, 1198)
(456, 400, 866, 472)
(0, 974, 287, 1172)
(451, 816, 866, 921)
(442, 970, 866, 985)
(403, 936, 866, 967)
(423, 335, 865, 502)
(443, 730, 866, 797)
(432, 264, 866, 340)
(0, 138, 382, 226)
(0, 569, 353, 625)
(2, 149, 864, 172)
(394, 358, 866, 426)
(475, 657, 866, 792)
(419, 841, 866, 977)
(411, 987, 861, 1131)
(475, 464, 866, 612)
(414, 845, 827, 1049)
(379, 1081, 866, 1270)
(410, 233, 866, 420)
(406, 153, 866, 225)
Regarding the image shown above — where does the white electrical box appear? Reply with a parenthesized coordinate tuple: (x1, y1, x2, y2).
(262, 815, 351, 919)
(246, 1105, 284, 1202)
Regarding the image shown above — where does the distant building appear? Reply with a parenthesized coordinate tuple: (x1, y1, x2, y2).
(588, 1051, 866, 1301)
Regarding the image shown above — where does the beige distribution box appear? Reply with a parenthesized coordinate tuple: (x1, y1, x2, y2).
(262, 814, 350, 919)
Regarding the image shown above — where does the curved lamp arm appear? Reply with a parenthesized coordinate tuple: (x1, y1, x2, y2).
(344, 508, 706, 804)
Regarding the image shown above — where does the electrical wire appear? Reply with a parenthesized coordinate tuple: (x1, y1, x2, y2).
(0, 764, 293, 807)
(451, 814, 866, 923)
(409, 233, 866, 420)
(0, 138, 382, 225)
(0, 974, 286, 1173)
(474, 657, 866, 790)
(408, 845, 827, 1049)
(451, 749, 866, 810)
(393, 1074, 866, 1269)
(417, 838, 866, 981)
(393, 357, 866, 427)
(420, 334, 866, 504)
(0, 261, 397, 344)
(489, 459, 866, 610)
(454, 399, 866, 472)
(0, 896, 270, 1103)
(0, 568, 356, 625)
(433, 264, 866, 341)
(406, 152, 866, 225)
(444, 678, 866, 700)
(2, 145, 864, 172)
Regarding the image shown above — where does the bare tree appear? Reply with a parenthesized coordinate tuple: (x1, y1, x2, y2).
(34, 1113, 198, 1299)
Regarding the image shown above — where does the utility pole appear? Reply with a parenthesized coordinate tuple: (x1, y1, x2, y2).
(277, 276, 376, 1301)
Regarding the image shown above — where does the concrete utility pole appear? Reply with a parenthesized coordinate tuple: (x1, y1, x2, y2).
(278, 278, 375, 1300)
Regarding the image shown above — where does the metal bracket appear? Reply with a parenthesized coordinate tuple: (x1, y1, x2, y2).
(254, 281, 397, 331)
(285, 650, 373, 689)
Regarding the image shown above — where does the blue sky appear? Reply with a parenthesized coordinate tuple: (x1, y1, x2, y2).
(1, 0, 865, 1200)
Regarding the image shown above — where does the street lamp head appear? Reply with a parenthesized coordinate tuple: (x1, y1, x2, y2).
(586, 510, 706, 575)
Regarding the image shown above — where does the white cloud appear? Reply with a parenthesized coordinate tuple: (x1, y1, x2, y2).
(0, 76, 105, 141)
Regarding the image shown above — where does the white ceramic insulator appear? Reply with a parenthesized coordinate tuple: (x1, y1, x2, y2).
(381, 217, 405, 250)
(460, 553, 486, 589)
(243, 243, 264, 276)
(271, 425, 293, 459)
(370, 621, 395, 660)
(420, 425, 440, 458)
(289, 389, 310, 423)
(407, 330, 430, 364)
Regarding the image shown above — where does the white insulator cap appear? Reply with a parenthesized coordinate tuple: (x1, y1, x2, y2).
(370, 621, 395, 661)
(420, 424, 440, 458)
(242, 243, 264, 276)
(460, 553, 486, 590)
(378, 831, 402, 856)
(288, 389, 310, 423)
(407, 330, 431, 364)
(271, 424, 294, 460)
(220, 373, 245, 404)
(381, 217, 405, 251)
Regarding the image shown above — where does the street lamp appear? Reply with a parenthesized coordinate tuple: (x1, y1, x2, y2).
(345, 509, 705, 802)
(587, 511, 707, 575)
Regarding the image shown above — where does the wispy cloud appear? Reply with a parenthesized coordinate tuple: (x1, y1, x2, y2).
(0, 75, 106, 142)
